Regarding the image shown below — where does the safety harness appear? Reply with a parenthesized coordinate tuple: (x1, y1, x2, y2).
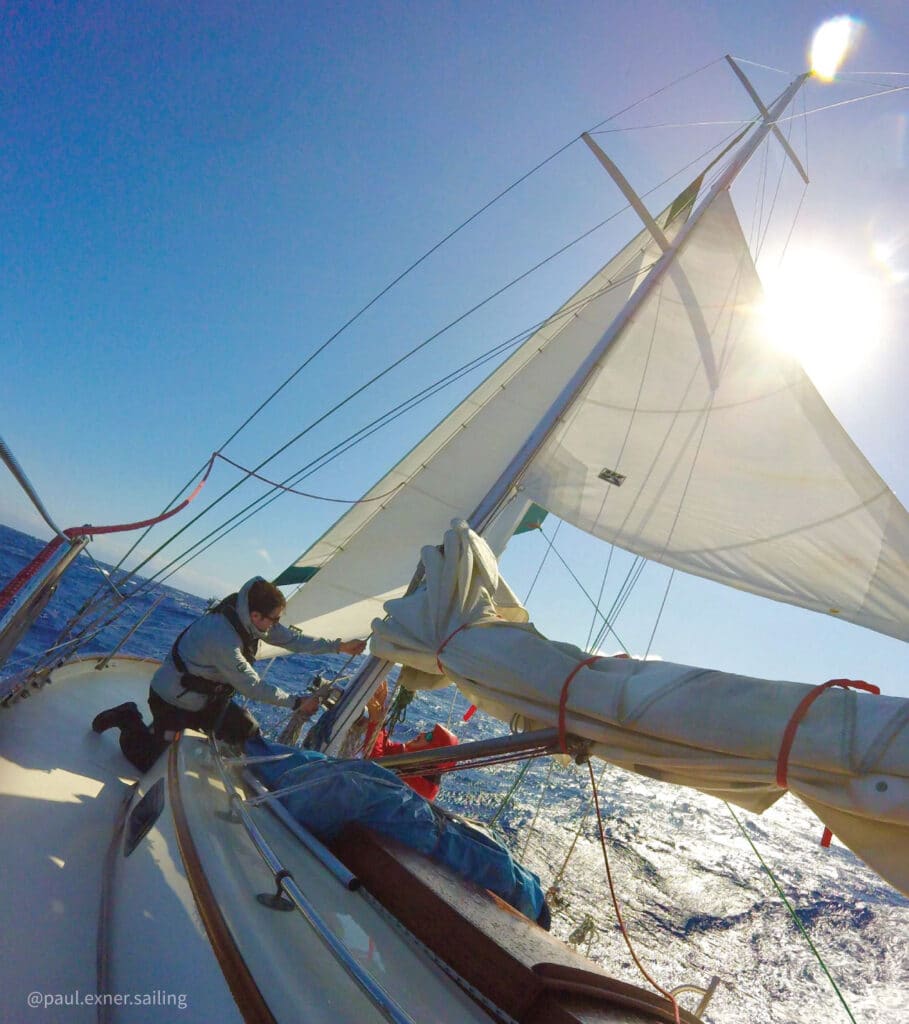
(171, 593, 260, 702)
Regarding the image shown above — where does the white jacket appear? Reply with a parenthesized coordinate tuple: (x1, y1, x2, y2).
(150, 577, 339, 712)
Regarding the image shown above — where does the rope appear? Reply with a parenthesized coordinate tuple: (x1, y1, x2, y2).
(587, 761, 681, 1024)
(558, 656, 603, 752)
(520, 759, 555, 859)
(776, 678, 880, 789)
(0, 454, 216, 611)
(546, 767, 601, 899)
(487, 757, 534, 829)
(724, 802, 858, 1023)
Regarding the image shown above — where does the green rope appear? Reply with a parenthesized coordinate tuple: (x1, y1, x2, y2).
(724, 802, 857, 1023)
(521, 759, 555, 858)
(488, 758, 534, 829)
(384, 685, 415, 735)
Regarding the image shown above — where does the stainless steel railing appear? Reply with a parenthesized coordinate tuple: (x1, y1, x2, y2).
(206, 735, 417, 1024)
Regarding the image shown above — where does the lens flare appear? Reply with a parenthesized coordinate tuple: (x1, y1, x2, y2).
(760, 247, 884, 382)
(809, 16, 859, 80)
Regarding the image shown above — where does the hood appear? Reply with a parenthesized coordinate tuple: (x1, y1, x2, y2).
(236, 576, 268, 639)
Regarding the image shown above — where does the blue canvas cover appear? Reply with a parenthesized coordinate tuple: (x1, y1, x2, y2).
(246, 737, 546, 924)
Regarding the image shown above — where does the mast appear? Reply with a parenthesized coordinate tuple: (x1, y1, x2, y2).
(316, 69, 810, 754)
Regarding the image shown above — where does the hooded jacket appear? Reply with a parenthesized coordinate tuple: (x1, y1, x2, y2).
(150, 576, 340, 712)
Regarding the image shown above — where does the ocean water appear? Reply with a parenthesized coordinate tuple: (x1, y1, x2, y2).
(2, 522, 907, 1022)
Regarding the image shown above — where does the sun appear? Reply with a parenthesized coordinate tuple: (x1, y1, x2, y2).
(759, 247, 884, 382)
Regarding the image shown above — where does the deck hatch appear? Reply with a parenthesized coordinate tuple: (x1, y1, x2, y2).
(123, 777, 165, 857)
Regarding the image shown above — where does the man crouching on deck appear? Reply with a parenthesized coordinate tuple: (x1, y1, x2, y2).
(91, 576, 366, 772)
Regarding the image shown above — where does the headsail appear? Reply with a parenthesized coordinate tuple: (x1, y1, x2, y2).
(518, 189, 909, 641)
(279, 186, 699, 640)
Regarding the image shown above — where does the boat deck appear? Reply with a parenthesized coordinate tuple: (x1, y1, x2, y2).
(0, 657, 154, 1024)
(0, 658, 493, 1023)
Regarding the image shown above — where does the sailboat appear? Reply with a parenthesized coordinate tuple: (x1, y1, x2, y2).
(2, 39, 908, 1023)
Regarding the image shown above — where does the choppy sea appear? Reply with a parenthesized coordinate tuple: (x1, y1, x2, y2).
(2, 522, 906, 1022)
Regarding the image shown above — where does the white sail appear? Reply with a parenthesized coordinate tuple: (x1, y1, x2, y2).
(371, 522, 909, 897)
(519, 189, 909, 642)
(283, 178, 909, 646)
(280, 192, 696, 640)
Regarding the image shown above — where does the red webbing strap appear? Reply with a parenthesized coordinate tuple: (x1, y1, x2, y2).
(776, 678, 880, 848)
(558, 656, 603, 753)
(0, 455, 217, 612)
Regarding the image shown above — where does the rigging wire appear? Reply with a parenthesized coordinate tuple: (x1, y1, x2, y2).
(107, 264, 660, 604)
(99, 59, 726, 587)
(535, 527, 630, 654)
(724, 802, 857, 1023)
(107, 116, 750, 598)
(43, 121, 742, 649)
(774, 82, 909, 122)
(588, 57, 726, 133)
(584, 283, 669, 653)
(486, 757, 534, 829)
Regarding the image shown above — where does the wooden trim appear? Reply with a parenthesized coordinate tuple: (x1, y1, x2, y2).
(167, 739, 277, 1024)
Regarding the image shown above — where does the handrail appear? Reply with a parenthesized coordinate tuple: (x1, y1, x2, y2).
(0, 536, 88, 680)
(241, 768, 359, 890)
(205, 736, 416, 1024)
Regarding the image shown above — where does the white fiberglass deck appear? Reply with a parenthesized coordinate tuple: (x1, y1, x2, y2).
(0, 657, 494, 1024)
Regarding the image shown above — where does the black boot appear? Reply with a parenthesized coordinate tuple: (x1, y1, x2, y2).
(91, 701, 141, 734)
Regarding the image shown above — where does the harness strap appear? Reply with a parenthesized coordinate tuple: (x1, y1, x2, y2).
(170, 593, 260, 700)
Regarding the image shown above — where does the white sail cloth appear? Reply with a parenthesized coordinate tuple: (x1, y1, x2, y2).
(282, 183, 909, 646)
(371, 522, 909, 897)
(279, 194, 692, 641)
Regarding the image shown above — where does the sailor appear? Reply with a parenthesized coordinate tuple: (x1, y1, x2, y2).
(91, 576, 366, 772)
(364, 680, 458, 801)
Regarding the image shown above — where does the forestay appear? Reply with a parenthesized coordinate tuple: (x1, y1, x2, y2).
(370, 522, 909, 898)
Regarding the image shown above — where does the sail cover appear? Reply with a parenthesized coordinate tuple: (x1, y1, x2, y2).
(371, 523, 909, 897)
(279, 190, 694, 640)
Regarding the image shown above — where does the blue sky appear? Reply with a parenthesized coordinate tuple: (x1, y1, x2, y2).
(2, 3, 909, 695)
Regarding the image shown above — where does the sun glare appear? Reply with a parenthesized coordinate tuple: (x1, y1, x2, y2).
(760, 248, 884, 381)
(809, 16, 859, 80)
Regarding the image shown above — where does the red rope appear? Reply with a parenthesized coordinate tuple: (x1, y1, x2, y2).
(558, 656, 602, 752)
(0, 536, 66, 611)
(776, 677, 880, 850)
(0, 455, 217, 611)
(776, 678, 880, 788)
(587, 761, 681, 1024)
(436, 623, 471, 675)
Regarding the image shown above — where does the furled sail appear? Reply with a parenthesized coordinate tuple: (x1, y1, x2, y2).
(279, 188, 698, 640)
(371, 522, 909, 897)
